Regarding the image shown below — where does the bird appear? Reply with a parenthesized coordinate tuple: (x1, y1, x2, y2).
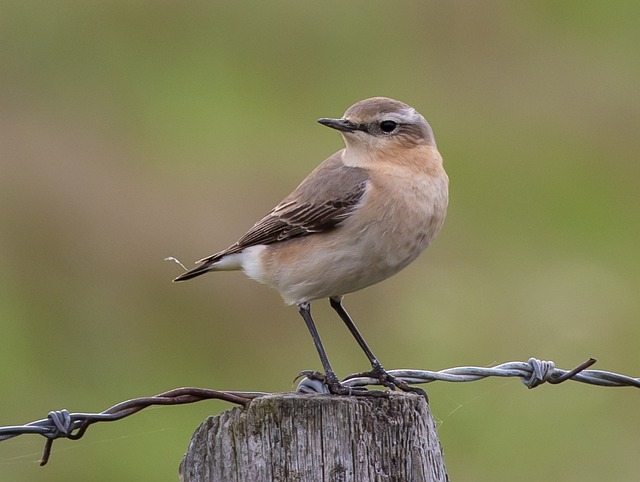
(173, 97, 449, 396)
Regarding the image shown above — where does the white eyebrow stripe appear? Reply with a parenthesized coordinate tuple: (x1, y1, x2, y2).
(378, 108, 420, 124)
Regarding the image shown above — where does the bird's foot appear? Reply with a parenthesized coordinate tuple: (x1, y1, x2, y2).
(344, 364, 429, 402)
(295, 370, 387, 397)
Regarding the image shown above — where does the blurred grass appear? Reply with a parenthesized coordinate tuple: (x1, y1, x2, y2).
(1, 1, 639, 481)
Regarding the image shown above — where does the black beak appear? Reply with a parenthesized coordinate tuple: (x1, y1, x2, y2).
(317, 117, 361, 133)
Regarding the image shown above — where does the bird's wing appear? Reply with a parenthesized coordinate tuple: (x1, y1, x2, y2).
(236, 184, 366, 245)
(200, 151, 369, 262)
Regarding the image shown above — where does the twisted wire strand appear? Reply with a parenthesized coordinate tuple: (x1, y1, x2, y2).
(341, 358, 632, 390)
(1, 358, 638, 465)
(0, 388, 264, 465)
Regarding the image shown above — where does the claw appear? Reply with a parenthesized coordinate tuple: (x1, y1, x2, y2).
(293, 370, 325, 384)
(345, 364, 429, 402)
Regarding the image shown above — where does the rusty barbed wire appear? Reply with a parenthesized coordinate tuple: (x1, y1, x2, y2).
(1, 357, 639, 466)
(0, 387, 265, 466)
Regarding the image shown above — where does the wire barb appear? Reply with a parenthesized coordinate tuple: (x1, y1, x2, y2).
(1, 358, 638, 465)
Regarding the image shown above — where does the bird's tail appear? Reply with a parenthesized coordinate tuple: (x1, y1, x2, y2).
(172, 253, 225, 282)
(173, 263, 214, 282)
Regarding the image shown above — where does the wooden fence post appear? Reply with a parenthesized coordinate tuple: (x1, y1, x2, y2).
(179, 392, 448, 481)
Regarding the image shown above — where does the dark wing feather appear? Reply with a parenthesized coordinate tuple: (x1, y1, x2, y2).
(235, 179, 368, 248)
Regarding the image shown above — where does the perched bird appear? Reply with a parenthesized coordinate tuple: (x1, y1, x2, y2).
(174, 97, 449, 396)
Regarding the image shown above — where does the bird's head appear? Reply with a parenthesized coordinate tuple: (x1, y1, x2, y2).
(318, 97, 436, 156)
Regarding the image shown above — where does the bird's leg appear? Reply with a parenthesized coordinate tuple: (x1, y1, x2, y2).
(297, 302, 356, 395)
(329, 296, 428, 400)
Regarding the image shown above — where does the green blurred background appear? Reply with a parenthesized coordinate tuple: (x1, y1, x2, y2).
(1, 1, 639, 481)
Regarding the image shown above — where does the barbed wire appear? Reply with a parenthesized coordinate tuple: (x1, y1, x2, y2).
(295, 357, 640, 393)
(1, 357, 638, 465)
(0, 388, 265, 466)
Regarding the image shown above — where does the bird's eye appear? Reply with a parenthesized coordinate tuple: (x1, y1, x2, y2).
(379, 120, 398, 133)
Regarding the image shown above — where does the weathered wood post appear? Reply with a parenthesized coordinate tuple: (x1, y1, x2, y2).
(179, 392, 447, 481)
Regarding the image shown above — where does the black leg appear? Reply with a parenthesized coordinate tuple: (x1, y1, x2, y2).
(329, 296, 428, 400)
(329, 297, 380, 367)
(297, 302, 352, 395)
(297, 302, 335, 376)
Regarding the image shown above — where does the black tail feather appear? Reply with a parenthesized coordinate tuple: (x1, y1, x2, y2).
(173, 262, 214, 282)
